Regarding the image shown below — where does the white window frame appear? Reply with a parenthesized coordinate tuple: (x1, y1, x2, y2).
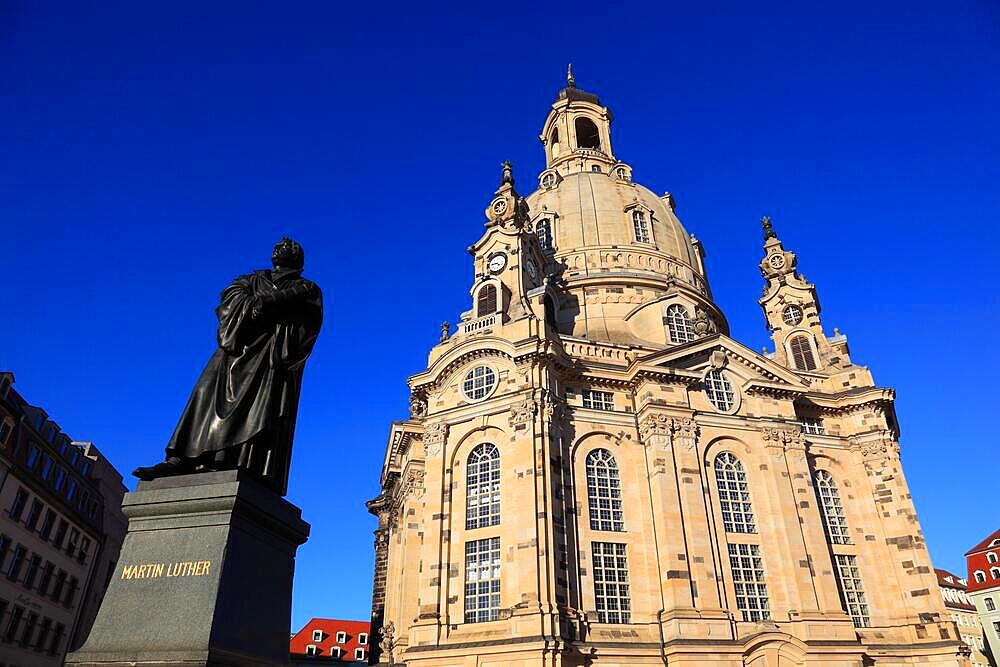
(630, 209, 652, 244)
(335, 630, 347, 644)
(728, 543, 770, 621)
(988, 552, 998, 564)
(330, 646, 342, 658)
(354, 647, 366, 660)
(358, 631, 368, 645)
(582, 389, 614, 411)
(704, 369, 738, 413)
(592, 541, 631, 623)
(975, 570, 986, 583)
(305, 644, 318, 656)
(986, 597, 996, 612)
(464, 537, 501, 623)
(799, 417, 825, 435)
(311, 629, 323, 642)
(466, 443, 501, 530)
(462, 365, 498, 401)
(586, 449, 624, 532)
(814, 470, 850, 544)
(665, 304, 695, 344)
(991, 567, 1000, 580)
(714, 453, 756, 534)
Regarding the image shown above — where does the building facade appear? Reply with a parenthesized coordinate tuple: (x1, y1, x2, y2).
(936, 568, 990, 666)
(290, 617, 371, 664)
(0, 372, 127, 666)
(366, 75, 966, 666)
(966, 529, 1000, 665)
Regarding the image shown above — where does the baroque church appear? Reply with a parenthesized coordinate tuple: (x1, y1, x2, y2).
(366, 73, 965, 667)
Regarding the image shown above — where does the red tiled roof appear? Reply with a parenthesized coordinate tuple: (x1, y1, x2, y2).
(290, 618, 371, 662)
(935, 568, 966, 589)
(965, 527, 1000, 556)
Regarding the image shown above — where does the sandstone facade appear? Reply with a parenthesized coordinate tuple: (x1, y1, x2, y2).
(366, 74, 966, 667)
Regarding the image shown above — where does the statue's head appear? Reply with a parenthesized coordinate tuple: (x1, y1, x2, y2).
(272, 237, 304, 270)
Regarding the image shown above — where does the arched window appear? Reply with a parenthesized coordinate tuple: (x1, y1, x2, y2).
(666, 304, 695, 344)
(536, 219, 552, 250)
(631, 210, 651, 244)
(476, 284, 497, 317)
(789, 334, 817, 371)
(466, 444, 500, 529)
(544, 294, 557, 330)
(575, 117, 601, 150)
(814, 470, 850, 544)
(988, 552, 998, 564)
(975, 571, 986, 584)
(714, 453, 755, 533)
(992, 567, 1000, 580)
(550, 128, 560, 158)
(586, 449, 624, 531)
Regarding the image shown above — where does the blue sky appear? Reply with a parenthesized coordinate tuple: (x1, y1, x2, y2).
(1, 1, 997, 630)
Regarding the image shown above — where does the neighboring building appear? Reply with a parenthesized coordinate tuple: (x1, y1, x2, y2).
(936, 568, 991, 666)
(967, 529, 1000, 665)
(0, 372, 127, 666)
(289, 618, 370, 664)
(366, 73, 967, 666)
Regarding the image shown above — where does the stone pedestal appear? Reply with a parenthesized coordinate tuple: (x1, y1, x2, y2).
(67, 470, 310, 667)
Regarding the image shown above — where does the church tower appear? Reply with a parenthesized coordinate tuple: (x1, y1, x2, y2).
(367, 74, 965, 667)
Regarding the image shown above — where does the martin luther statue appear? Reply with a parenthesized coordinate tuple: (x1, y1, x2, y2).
(133, 238, 322, 495)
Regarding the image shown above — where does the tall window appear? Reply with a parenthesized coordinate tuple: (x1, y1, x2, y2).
(714, 453, 755, 533)
(586, 449, 624, 532)
(575, 117, 600, 150)
(985, 597, 995, 612)
(814, 470, 850, 544)
(477, 284, 497, 317)
(834, 555, 871, 627)
(464, 537, 501, 623)
(666, 304, 695, 343)
(466, 444, 500, 529)
(789, 335, 817, 371)
(535, 219, 552, 250)
(632, 210, 651, 244)
(592, 542, 631, 623)
(728, 543, 770, 621)
(992, 567, 1000, 580)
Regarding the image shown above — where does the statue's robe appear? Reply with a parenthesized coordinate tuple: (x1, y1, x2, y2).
(165, 268, 322, 494)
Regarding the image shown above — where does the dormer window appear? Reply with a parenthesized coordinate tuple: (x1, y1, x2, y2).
(666, 304, 695, 344)
(476, 284, 497, 317)
(311, 629, 323, 642)
(632, 210, 651, 244)
(988, 552, 998, 564)
(335, 630, 347, 644)
(305, 644, 318, 656)
(575, 117, 600, 150)
(358, 632, 368, 645)
(614, 166, 631, 182)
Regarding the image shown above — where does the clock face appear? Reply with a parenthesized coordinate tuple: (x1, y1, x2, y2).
(526, 259, 537, 280)
(488, 254, 507, 273)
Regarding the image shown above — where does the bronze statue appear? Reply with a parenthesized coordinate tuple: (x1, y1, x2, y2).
(133, 238, 323, 494)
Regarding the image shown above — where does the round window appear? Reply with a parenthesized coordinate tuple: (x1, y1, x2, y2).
(704, 369, 736, 412)
(782, 304, 803, 326)
(463, 366, 497, 400)
(541, 172, 556, 188)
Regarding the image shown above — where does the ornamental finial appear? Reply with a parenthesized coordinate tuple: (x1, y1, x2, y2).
(761, 216, 776, 241)
(500, 160, 514, 186)
(567, 63, 575, 88)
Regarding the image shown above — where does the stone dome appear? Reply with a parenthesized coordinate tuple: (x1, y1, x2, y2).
(525, 171, 708, 296)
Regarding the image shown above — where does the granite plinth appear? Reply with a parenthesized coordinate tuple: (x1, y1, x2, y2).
(66, 470, 310, 667)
